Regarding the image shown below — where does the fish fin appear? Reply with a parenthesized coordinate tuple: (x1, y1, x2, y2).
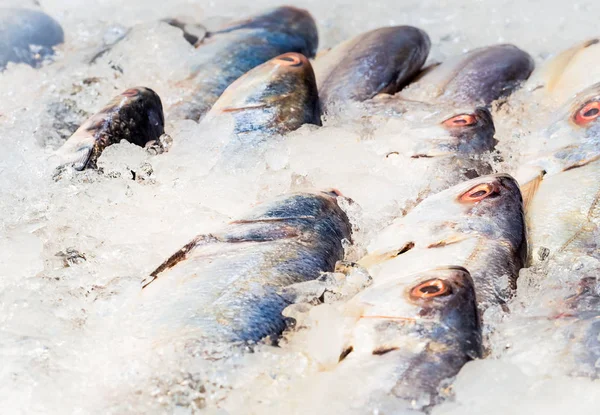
(142, 234, 219, 288)
(519, 170, 545, 211)
(427, 234, 470, 249)
(358, 242, 415, 268)
(219, 103, 269, 113)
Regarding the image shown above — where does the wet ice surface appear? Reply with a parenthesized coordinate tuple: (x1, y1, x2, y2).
(2, 0, 600, 414)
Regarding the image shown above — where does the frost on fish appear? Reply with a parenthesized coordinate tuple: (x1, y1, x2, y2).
(361, 174, 526, 311)
(399, 44, 534, 107)
(314, 26, 430, 113)
(204, 52, 320, 138)
(0, 7, 64, 70)
(53, 87, 165, 171)
(137, 191, 351, 344)
(168, 6, 319, 121)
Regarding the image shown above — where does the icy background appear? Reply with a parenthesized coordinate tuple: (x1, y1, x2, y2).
(2, 0, 600, 414)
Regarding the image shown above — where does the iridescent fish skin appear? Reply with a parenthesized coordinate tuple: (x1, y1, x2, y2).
(335, 267, 481, 410)
(400, 44, 534, 106)
(54, 87, 164, 170)
(0, 8, 64, 70)
(204, 52, 320, 137)
(138, 191, 352, 343)
(361, 174, 526, 310)
(313, 26, 430, 112)
(169, 6, 318, 121)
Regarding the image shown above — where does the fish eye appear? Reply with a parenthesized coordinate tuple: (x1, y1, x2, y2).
(121, 88, 140, 98)
(409, 279, 452, 300)
(458, 182, 499, 203)
(574, 101, 600, 126)
(274, 53, 304, 67)
(442, 113, 477, 128)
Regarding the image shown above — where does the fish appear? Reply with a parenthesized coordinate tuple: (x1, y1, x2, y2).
(360, 173, 526, 310)
(203, 52, 320, 138)
(513, 83, 600, 263)
(313, 26, 430, 113)
(168, 6, 318, 121)
(333, 266, 481, 411)
(526, 38, 600, 108)
(137, 190, 352, 344)
(54, 87, 165, 170)
(0, 7, 64, 70)
(399, 44, 534, 107)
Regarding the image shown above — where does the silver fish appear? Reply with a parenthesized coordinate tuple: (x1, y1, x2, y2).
(54, 87, 165, 170)
(360, 174, 526, 310)
(169, 6, 318, 121)
(137, 190, 352, 343)
(313, 26, 430, 113)
(399, 44, 534, 106)
(204, 52, 320, 138)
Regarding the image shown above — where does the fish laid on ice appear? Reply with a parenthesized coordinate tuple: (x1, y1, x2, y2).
(399, 44, 534, 107)
(137, 191, 351, 343)
(54, 87, 165, 170)
(514, 83, 600, 263)
(203, 52, 320, 138)
(313, 26, 430, 113)
(0, 7, 64, 70)
(360, 174, 526, 310)
(334, 266, 481, 411)
(169, 6, 318, 121)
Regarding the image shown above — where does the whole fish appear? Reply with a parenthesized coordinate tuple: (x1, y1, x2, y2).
(399, 44, 534, 107)
(169, 6, 318, 121)
(203, 52, 320, 137)
(0, 8, 64, 70)
(333, 266, 481, 411)
(137, 191, 352, 343)
(514, 83, 600, 263)
(360, 173, 526, 310)
(313, 26, 430, 113)
(54, 87, 165, 170)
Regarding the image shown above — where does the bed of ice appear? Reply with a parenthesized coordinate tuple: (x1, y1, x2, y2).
(2, 0, 600, 414)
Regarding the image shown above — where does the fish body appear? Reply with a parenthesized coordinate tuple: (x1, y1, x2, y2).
(169, 6, 318, 121)
(204, 52, 320, 138)
(138, 191, 351, 343)
(361, 174, 526, 310)
(54, 87, 164, 170)
(0, 8, 64, 70)
(314, 26, 430, 112)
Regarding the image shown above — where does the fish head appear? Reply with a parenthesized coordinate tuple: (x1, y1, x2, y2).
(206, 52, 320, 134)
(53, 87, 164, 170)
(365, 174, 526, 269)
(346, 266, 481, 358)
(211, 6, 318, 57)
(403, 105, 496, 158)
(402, 44, 534, 106)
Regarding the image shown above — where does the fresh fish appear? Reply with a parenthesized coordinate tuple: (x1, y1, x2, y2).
(399, 44, 534, 106)
(138, 191, 352, 343)
(313, 26, 430, 112)
(514, 83, 600, 263)
(333, 266, 481, 410)
(169, 6, 318, 121)
(0, 8, 64, 70)
(54, 87, 164, 170)
(360, 174, 526, 310)
(203, 52, 320, 137)
(527, 38, 600, 108)
(365, 100, 497, 198)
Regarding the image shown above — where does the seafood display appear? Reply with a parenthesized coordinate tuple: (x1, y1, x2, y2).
(3, 2, 600, 415)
